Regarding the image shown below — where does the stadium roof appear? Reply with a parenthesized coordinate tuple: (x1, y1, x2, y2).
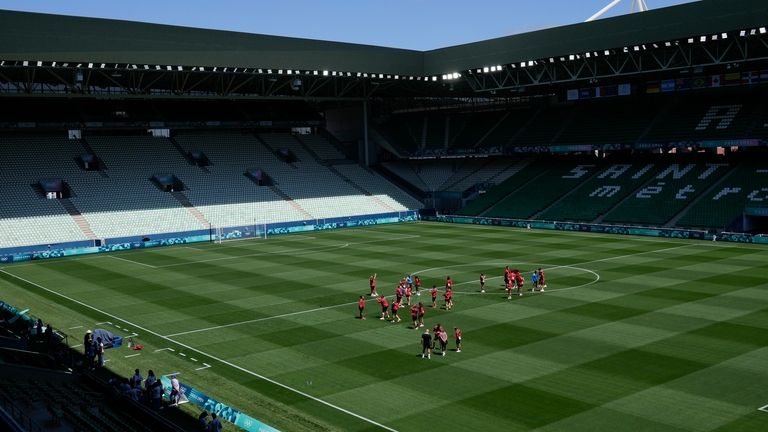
(0, 0, 766, 80)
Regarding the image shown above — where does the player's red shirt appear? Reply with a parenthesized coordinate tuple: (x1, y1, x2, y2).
(516, 274, 524, 287)
(454, 328, 462, 339)
(480, 274, 486, 284)
(418, 304, 425, 316)
(444, 289, 452, 300)
(446, 278, 453, 290)
(370, 276, 376, 288)
(392, 302, 400, 312)
(430, 288, 438, 298)
(410, 306, 418, 318)
(506, 280, 513, 290)
(358, 298, 365, 309)
(405, 287, 412, 297)
(415, 277, 421, 288)
(538, 270, 546, 282)
(379, 297, 389, 308)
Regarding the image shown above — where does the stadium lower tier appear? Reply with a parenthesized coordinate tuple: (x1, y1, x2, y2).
(446, 155, 768, 230)
(0, 133, 422, 248)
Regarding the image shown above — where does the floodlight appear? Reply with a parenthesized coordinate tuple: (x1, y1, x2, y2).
(711, 35, 717, 41)
(688, 38, 695, 43)
(750, 29, 757, 35)
(482, 67, 489, 73)
(379, 74, 384, 78)
(528, 61, 534, 67)
(586, 52, 591, 58)
(213, 67, 218, 72)
(322, 70, 328, 76)
(453, 72, 460, 79)
(394, 75, 399, 79)
(432, 76, 437, 81)
(700, 36, 707, 42)
(363, 73, 368, 77)
(496, 65, 502, 70)
(633, 46, 640, 51)
(721, 33, 728, 39)
(549, 58, 555, 63)
(356, 72, 362, 77)
(665, 42, 672, 47)
(258, 69, 263, 73)
(37, 61, 43, 67)
(145, 65, 151, 70)
(761, 27, 767, 34)
(569, 55, 575, 60)
(604, 50, 610, 56)
(88, 62, 93, 68)
(490, 66, 497, 72)
(442, 74, 447, 80)
(52, 61, 57, 67)
(314, 70, 319, 75)
(155, 65, 161, 70)
(740, 30, 747, 37)
(267, 69, 273, 74)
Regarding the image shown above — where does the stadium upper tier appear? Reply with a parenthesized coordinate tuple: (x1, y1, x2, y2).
(376, 87, 768, 157)
(0, 133, 421, 248)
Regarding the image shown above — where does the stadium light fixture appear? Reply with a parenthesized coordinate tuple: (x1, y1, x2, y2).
(664, 41, 671, 47)
(699, 36, 707, 42)
(88, 62, 93, 68)
(687, 38, 695, 43)
(36, 61, 43, 67)
(761, 27, 767, 34)
(721, 33, 728, 39)
(313, 70, 319, 75)
(740, 30, 747, 37)
(322, 70, 329, 76)
(569, 54, 576, 60)
(482, 66, 489, 73)
(604, 50, 610, 56)
(750, 29, 757, 35)
(586, 52, 591, 58)
(394, 75, 399, 79)
(155, 65, 161, 70)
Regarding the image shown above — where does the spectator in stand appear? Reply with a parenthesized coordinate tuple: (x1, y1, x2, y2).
(129, 382, 142, 402)
(96, 337, 105, 368)
(209, 412, 223, 432)
(44, 323, 53, 345)
(35, 319, 43, 340)
(131, 369, 143, 388)
(145, 369, 157, 390)
(150, 380, 163, 410)
(83, 330, 93, 357)
(198, 411, 209, 431)
(118, 378, 132, 397)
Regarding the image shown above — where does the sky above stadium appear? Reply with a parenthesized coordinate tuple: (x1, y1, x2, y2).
(0, 0, 700, 50)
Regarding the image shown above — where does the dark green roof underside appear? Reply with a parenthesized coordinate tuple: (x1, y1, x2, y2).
(0, 0, 765, 76)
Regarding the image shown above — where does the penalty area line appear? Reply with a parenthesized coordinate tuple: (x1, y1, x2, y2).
(759, 404, 768, 413)
(0, 268, 398, 432)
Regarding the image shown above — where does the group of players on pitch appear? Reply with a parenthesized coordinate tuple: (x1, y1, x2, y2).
(356, 267, 548, 358)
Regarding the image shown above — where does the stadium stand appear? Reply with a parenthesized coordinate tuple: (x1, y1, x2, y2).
(676, 162, 768, 229)
(455, 158, 543, 216)
(603, 161, 732, 226)
(484, 158, 600, 219)
(0, 135, 97, 247)
(538, 161, 661, 222)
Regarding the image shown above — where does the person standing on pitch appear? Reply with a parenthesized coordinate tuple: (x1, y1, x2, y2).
(531, 270, 539, 292)
(454, 327, 462, 352)
(369, 273, 378, 297)
(421, 329, 432, 359)
(480, 273, 487, 293)
(358, 295, 366, 320)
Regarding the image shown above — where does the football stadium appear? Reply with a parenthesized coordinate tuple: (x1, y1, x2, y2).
(1, 0, 768, 431)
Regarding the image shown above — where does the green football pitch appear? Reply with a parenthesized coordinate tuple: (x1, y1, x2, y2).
(2, 221, 768, 432)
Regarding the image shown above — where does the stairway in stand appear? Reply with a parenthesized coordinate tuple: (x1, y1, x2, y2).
(170, 191, 211, 228)
(59, 199, 98, 240)
(268, 186, 315, 220)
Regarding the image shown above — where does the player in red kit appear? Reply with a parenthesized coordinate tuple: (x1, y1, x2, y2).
(454, 327, 462, 352)
(358, 295, 366, 320)
(430, 285, 438, 308)
(410, 305, 419, 329)
(538, 268, 546, 291)
(444, 288, 453, 310)
(405, 285, 412, 306)
(506, 278, 514, 300)
(515, 271, 524, 297)
(480, 273, 487, 293)
(445, 276, 453, 291)
(414, 275, 422, 296)
(391, 301, 401, 323)
(369, 273, 378, 297)
(377, 295, 390, 320)
(395, 285, 404, 306)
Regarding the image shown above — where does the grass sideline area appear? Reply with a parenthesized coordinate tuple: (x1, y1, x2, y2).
(1, 221, 768, 431)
